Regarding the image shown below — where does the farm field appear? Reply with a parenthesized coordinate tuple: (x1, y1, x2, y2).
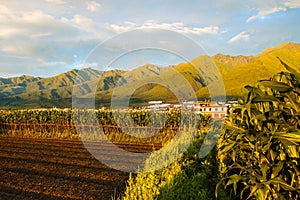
(0, 136, 161, 200)
(0, 67, 299, 200)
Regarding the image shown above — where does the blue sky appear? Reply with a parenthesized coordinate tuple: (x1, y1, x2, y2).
(0, 0, 299, 77)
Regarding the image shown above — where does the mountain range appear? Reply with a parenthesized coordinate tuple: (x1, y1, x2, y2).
(1, 42, 300, 108)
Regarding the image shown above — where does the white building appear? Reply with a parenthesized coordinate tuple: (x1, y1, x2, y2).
(193, 101, 229, 118)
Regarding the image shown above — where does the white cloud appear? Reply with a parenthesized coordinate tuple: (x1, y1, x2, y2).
(283, 0, 300, 8)
(71, 14, 99, 34)
(227, 31, 250, 44)
(30, 32, 53, 38)
(45, 0, 66, 4)
(106, 20, 219, 35)
(106, 21, 137, 33)
(42, 61, 67, 66)
(0, 5, 11, 14)
(86, 1, 101, 12)
(247, 0, 300, 23)
(141, 21, 219, 35)
(246, 15, 258, 23)
(0, 8, 101, 40)
(0, 10, 59, 38)
(80, 62, 98, 69)
(0, 7, 103, 71)
(246, 6, 286, 23)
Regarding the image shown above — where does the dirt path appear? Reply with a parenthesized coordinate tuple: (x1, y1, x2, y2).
(0, 137, 160, 200)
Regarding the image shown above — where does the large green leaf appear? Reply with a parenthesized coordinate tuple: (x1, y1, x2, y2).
(274, 132, 300, 144)
(252, 95, 280, 102)
(219, 142, 236, 154)
(282, 93, 300, 112)
(259, 80, 293, 93)
(271, 160, 284, 179)
(266, 177, 296, 191)
(285, 145, 299, 158)
(256, 188, 268, 200)
(262, 141, 272, 153)
(246, 185, 260, 200)
(245, 85, 265, 97)
(260, 162, 269, 182)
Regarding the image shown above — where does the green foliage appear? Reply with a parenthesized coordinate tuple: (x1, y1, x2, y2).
(0, 108, 203, 145)
(120, 126, 225, 200)
(0, 108, 77, 138)
(217, 70, 300, 199)
(156, 143, 217, 200)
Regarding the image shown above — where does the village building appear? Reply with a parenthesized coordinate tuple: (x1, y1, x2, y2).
(193, 101, 229, 118)
(147, 100, 233, 118)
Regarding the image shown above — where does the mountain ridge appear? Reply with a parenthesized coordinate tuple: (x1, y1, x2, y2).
(1, 42, 300, 108)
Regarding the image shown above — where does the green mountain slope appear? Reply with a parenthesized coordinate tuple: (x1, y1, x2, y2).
(0, 68, 125, 107)
(220, 42, 300, 96)
(1, 42, 300, 108)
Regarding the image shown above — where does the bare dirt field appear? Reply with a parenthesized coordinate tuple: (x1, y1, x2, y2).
(0, 137, 160, 200)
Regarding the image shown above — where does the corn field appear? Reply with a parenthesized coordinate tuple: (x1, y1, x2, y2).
(0, 108, 209, 144)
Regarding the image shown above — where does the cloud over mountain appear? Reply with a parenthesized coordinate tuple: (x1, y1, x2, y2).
(0, 1, 299, 78)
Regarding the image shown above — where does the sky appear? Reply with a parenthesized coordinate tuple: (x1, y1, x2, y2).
(0, 0, 300, 77)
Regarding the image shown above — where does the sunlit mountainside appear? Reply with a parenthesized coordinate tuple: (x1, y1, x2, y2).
(1, 42, 300, 108)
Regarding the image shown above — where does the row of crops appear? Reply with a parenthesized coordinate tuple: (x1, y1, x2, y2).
(0, 109, 76, 139)
(0, 108, 210, 144)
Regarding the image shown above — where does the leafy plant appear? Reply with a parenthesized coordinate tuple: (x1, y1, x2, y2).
(217, 68, 300, 199)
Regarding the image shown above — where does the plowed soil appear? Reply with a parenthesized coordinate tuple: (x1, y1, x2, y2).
(0, 137, 159, 200)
